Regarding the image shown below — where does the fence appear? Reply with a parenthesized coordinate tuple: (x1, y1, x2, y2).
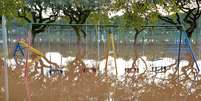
(2, 23, 201, 100)
(31, 24, 200, 59)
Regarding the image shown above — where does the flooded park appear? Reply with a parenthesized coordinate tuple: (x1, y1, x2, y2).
(1, 0, 201, 101)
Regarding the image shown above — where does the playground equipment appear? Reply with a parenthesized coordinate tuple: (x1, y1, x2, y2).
(151, 62, 177, 73)
(68, 51, 97, 76)
(12, 23, 200, 80)
(13, 39, 61, 74)
(125, 68, 139, 77)
(124, 25, 200, 81)
(151, 66, 167, 73)
(124, 57, 148, 83)
(49, 68, 64, 76)
(104, 32, 118, 78)
(125, 58, 143, 78)
(183, 32, 200, 73)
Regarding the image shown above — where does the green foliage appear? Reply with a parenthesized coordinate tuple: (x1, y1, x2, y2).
(17, 0, 61, 26)
(59, 0, 110, 23)
(87, 12, 110, 24)
(55, 0, 109, 10)
(110, 0, 159, 30)
(0, 0, 24, 16)
(87, 13, 100, 24)
(148, 12, 159, 25)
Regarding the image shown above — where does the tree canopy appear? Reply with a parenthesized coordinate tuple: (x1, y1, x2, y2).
(0, 0, 23, 16)
(109, 0, 159, 45)
(17, 0, 60, 44)
(110, 0, 201, 38)
(111, 0, 159, 27)
(16, 0, 111, 43)
(2, 0, 201, 43)
(57, 0, 110, 40)
(0, 0, 24, 23)
(158, 0, 201, 38)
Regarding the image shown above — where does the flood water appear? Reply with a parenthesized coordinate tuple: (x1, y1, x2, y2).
(1, 26, 201, 100)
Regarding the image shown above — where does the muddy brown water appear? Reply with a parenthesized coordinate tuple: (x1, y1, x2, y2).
(1, 42, 201, 101)
(1, 57, 201, 101)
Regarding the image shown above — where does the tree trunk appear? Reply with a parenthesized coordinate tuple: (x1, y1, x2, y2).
(76, 35, 85, 59)
(0, 16, 2, 23)
(187, 32, 193, 38)
(134, 31, 140, 47)
(77, 37, 81, 53)
(32, 31, 36, 47)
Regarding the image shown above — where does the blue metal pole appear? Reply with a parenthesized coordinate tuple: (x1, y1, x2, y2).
(184, 32, 200, 74)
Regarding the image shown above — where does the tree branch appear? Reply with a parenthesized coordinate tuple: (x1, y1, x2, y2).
(176, 13, 181, 24)
(158, 15, 177, 25)
(183, 8, 195, 23)
(17, 10, 31, 23)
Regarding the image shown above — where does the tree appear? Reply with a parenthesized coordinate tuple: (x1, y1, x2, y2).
(57, 0, 110, 43)
(0, 0, 24, 23)
(17, 0, 59, 45)
(110, 0, 158, 45)
(109, 0, 159, 70)
(158, 0, 201, 38)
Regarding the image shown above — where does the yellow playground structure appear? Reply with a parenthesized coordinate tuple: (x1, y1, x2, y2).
(13, 39, 60, 73)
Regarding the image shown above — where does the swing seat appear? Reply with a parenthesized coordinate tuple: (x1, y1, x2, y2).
(125, 68, 139, 74)
(83, 67, 96, 74)
(49, 68, 63, 76)
(151, 66, 167, 73)
(109, 51, 114, 54)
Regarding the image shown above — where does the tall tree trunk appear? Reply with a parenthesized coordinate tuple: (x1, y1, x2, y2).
(76, 32, 85, 60)
(133, 28, 144, 47)
(187, 32, 193, 38)
(186, 22, 196, 38)
(31, 31, 36, 47)
(134, 32, 140, 47)
(0, 16, 2, 23)
(77, 36, 81, 54)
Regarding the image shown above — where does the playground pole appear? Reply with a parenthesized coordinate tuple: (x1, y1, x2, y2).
(184, 32, 200, 75)
(97, 22, 100, 70)
(176, 29, 182, 73)
(24, 24, 32, 101)
(2, 16, 9, 101)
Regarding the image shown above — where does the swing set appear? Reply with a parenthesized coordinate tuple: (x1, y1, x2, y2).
(124, 25, 200, 80)
(12, 24, 200, 79)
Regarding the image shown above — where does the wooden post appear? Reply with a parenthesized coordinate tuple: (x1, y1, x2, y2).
(104, 32, 118, 78)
